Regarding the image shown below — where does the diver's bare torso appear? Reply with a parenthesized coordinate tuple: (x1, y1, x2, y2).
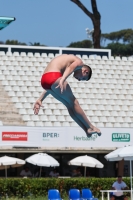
(43, 54, 79, 74)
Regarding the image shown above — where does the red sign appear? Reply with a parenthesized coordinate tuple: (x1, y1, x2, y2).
(2, 132, 28, 141)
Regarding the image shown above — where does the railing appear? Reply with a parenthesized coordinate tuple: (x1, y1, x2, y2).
(0, 44, 111, 58)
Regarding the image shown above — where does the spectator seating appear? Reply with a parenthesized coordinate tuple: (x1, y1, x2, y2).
(0, 51, 133, 127)
(48, 189, 62, 200)
(69, 189, 81, 200)
(47, 188, 97, 200)
(81, 188, 93, 199)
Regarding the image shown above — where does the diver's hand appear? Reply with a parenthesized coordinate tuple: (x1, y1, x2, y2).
(33, 99, 44, 115)
(56, 78, 65, 93)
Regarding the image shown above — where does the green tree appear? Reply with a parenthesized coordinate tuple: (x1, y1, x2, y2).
(104, 42, 133, 56)
(101, 29, 133, 43)
(5, 40, 46, 46)
(67, 39, 92, 48)
(29, 42, 46, 46)
(70, 0, 101, 48)
(5, 40, 26, 45)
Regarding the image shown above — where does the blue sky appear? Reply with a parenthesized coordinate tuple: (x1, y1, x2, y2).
(0, 0, 133, 47)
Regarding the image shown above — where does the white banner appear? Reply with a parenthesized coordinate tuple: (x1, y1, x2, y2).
(0, 126, 132, 149)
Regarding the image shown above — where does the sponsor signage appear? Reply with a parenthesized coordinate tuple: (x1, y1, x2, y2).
(112, 133, 130, 142)
(2, 132, 28, 141)
(73, 134, 98, 141)
(42, 132, 60, 141)
(0, 127, 133, 149)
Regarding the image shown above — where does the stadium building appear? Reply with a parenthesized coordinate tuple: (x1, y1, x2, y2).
(0, 45, 133, 177)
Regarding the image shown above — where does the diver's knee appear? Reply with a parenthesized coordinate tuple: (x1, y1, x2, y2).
(70, 98, 79, 107)
(74, 98, 79, 105)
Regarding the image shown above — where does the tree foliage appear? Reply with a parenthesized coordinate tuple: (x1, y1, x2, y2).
(101, 29, 133, 43)
(5, 40, 26, 45)
(104, 42, 133, 56)
(1, 40, 46, 46)
(67, 39, 92, 48)
(29, 42, 46, 46)
(67, 28, 133, 56)
(0, 177, 130, 198)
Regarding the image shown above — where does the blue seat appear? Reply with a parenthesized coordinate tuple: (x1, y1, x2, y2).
(110, 192, 113, 197)
(81, 189, 93, 200)
(69, 189, 81, 200)
(48, 189, 61, 200)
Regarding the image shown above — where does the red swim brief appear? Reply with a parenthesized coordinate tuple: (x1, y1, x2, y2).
(41, 72, 62, 90)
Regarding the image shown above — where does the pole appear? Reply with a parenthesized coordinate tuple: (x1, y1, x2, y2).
(130, 160, 132, 200)
(84, 167, 86, 177)
(5, 166, 7, 178)
(39, 167, 42, 177)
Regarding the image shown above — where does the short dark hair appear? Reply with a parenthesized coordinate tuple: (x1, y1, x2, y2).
(84, 65, 92, 81)
(118, 175, 122, 178)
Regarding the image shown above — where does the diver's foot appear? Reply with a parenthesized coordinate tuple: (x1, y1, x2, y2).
(86, 127, 101, 138)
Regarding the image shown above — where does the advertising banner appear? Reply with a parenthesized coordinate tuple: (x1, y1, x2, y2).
(0, 126, 133, 149)
(2, 132, 28, 141)
(66, 127, 133, 148)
